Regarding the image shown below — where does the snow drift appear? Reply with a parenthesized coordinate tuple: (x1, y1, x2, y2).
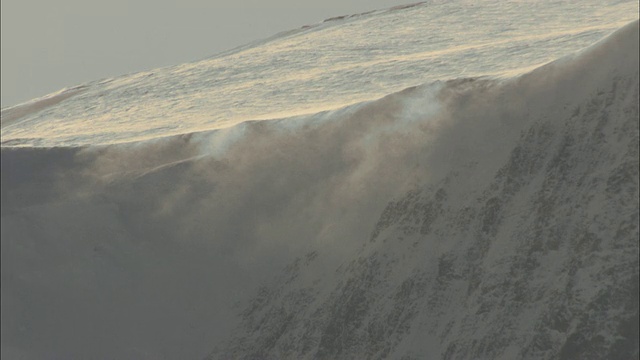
(2, 20, 638, 360)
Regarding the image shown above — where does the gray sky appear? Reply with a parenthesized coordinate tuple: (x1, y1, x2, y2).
(1, 0, 411, 108)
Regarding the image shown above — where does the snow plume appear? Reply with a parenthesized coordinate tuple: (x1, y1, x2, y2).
(2, 20, 638, 359)
(0, 72, 447, 360)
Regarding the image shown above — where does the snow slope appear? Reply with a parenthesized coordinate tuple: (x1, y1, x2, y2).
(2, 0, 638, 147)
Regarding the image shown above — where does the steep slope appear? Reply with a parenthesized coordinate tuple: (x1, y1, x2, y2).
(208, 20, 639, 359)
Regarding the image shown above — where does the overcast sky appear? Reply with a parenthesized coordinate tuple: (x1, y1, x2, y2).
(1, 0, 412, 108)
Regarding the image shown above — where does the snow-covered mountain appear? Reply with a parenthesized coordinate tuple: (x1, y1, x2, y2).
(1, 1, 638, 359)
(208, 20, 639, 359)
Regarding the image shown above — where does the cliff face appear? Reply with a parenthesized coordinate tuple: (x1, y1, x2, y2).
(210, 22, 639, 360)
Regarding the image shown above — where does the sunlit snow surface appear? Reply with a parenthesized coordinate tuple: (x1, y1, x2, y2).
(1, 0, 638, 146)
